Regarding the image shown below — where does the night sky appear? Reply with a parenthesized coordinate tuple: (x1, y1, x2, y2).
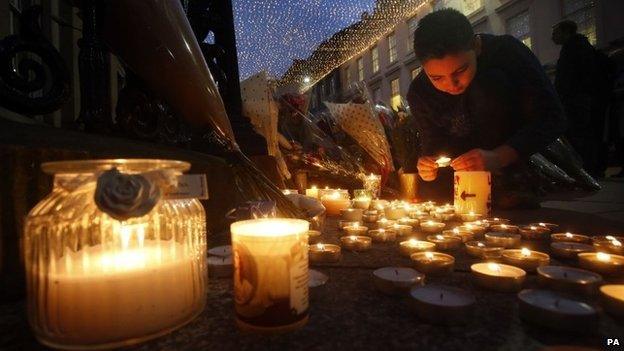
(234, 0, 377, 80)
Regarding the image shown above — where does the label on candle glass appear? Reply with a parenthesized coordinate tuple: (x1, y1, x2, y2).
(165, 174, 209, 200)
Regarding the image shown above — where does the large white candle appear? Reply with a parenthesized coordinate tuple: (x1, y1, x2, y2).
(230, 218, 310, 332)
(37, 237, 205, 346)
(453, 171, 491, 216)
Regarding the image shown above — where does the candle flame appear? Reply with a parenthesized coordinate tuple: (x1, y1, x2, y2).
(606, 235, 616, 241)
(501, 224, 507, 229)
(349, 235, 357, 241)
(317, 243, 325, 251)
(477, 242, 484, 247)
(597, 252, 611, 261)
(469, 211, 475, 215)
(312, 185, 317, 190)
(425, 252, 434, 259)
(521, 248, 531, 257)
(488, 263, 501, 272)
(453, 228, 459, 234)
(613, 240, 622, 247)
(565, 232, 573, 237)
(539, 222, 546, 227)
(436, 235, 444, 240)
(408, 239, 418, 245)
(427, 220, 434, 225)
(530, 226, 537, 230)
(353, 222, 359, 229)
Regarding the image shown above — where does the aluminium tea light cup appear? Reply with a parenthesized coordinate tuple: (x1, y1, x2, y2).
(518, 289, 598, 332)
(490, 224, 519, 234)
(340, 208, 363, 222)
(537, 266, 602, 296)
(398, 217, 419, 228)
(384, 205, 408, 220)
(373, 267, 424, 296)
(343, 223, 368, 236)
(371, 199, 388, 210)
(208, 255, 233, 278)
(599, 284, 624, 318)
(352, 195, 372, 210)
(391, 223, 413, 237)
(501, 248, 550, 272)
(459, 212, 483, 222)
(410, 252, 455, 276)
(340, 235, 372, 252)
(550, 242, 594, 259)
(427, 234, 462, 251)
(456, 224, 486, 237)
(592, 235, 624, 255)
(551, 232, 590, 244)
(465, 240, 504, 259)
(409, 285, 475, 325)
(399, 239, 435, 257)
(485, 232, 521, 249)
(362, 212, 379, 223)
(420, 220, 446, 233)
(369, 229, 397, 243)
(578, 252, 624, 278)
(443, 228, 474, 243)
(408, 210, 430, 221)
(465, 220, 490, 230)
(471, 262, 526, 292)
(484, 217, 510, 226)
(338, 220, 361, 230)
(519, 225, 550, 240)
(433, 212, 455, 222)
(309, 243, 341, 264)
(376, 218, 396, 229)
(528, 222, 559, 232)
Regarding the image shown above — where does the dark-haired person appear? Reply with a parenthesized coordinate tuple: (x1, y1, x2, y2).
(407, 8, 566, 207)
(552, 20, 615, 178)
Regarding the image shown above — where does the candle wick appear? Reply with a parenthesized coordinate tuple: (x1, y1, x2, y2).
(395, 269, 399, 276)
(439, 293, 444, 300)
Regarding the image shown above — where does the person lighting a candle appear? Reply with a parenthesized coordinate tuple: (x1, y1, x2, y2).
(407, 9, 566, 208)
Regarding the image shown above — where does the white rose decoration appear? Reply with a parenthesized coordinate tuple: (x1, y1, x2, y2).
(94, 168, 161, 220)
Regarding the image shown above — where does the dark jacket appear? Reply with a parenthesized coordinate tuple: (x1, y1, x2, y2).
(555, 33, 598, 99)
(407, 34, 566, 160)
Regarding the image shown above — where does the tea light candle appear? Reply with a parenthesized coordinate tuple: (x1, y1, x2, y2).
(338, 220, 361, 230)
(208, 245, 232, 258)
(376, 218, 396, 229)
(519, 225, 550, 240)
(485, 232, 521, 248)
(427, 234, 462, 251)
(305, 185, 319, 198)
(443, 228, 474, 243)
(592, 236, 624, 255)
(392, 223, 413, 237)
(385, 205, 407, 220)
(578, 252, 624, 278)
(409, 285, 475, 325)
(502, 248, 550, 272)
(421, 201, 437, 211)
(410, 252, 455, 276)
(551, 232, 590, 244)
(309, 243, 341, 264)
(399, 239, 435, 257)
(307, 230, 322, 244)
(420, 220, 446, 233)
(456, 224, 486, 236)
(341, 208, 364, 222)
(466, 220, 490, 230)
(490, 224, 519, 234)
(368, 228, 396, 243)
(537, 266, 602, 296)
(518, 289, 598, 332)
(435, 156, 451, 167)
(371, 199, 388, 211)
(282, 189, 299, 195)
(600, 285, 624, 318)
(362, 211, 379, 223)
(208, 255, 233, 278)
(353, 196, 372, 210)
(458, 211, 483, 222)
(484, 217, 510, 226)
(409, 210, 430, 221)
(529, 222, 559, 232)
(465, 240, 504, 259)
(433, 211, 455, 222)
(373, 267, 425, 295)
(321, 191, 351, 216)
(550, 242, 594, 259)
(471, 262, 526, 292)
(344, 223, 368, 236)
(340, 235, 372, 252)
(434, 204, 455, 214)
(398, 217, 419, 228)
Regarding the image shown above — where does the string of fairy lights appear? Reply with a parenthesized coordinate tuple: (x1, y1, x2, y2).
(234, 0, 427, 90)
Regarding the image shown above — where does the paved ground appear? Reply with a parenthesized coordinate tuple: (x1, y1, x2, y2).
(542, 167, 624, 226)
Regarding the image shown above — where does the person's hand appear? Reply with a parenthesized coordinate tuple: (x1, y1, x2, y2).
(417, 156, 439, 181)
(451, 149, 499, 171)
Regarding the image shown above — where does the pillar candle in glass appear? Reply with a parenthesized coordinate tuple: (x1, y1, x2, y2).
(453, 171, 491, 216)
(231, 218, 310, 333)
(363, 173, 381, 198)
(320, 190, 351, 216)
(353, 189, 372, 210)
(305, 185, 319, 199)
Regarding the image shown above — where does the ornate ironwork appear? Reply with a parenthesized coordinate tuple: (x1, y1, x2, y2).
(0, 5, 70, 116)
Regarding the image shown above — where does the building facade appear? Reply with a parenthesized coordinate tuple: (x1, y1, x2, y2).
(308, 0, 624, 112)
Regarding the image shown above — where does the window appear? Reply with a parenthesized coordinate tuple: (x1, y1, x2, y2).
(388, 33, 397, 64)
(390, 78, 401, 110)
(357, 57, 364, 81)
(507, 11, 532, 49)
(371, 46, 380, 73)
(407, 17, 418, 53)
(411, 67, 422, 80)
(462, 0, 483, 15)
(345, 65, 351, 86)
(563, 0, 596, 45)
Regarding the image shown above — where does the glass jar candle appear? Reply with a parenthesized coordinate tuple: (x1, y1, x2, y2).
(24, 159, 207, 349)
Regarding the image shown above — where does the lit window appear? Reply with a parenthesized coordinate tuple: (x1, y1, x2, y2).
(407, 17, 418, 53)
(390, 78, 401, 110)
(388, 33, 397, 64)
(507, 11, 532, 49)
(411, 67, 422, 80)
(357, 57, 364, 81)
(563, 0, 597, 45)
(371, 46, 379, 73)
(462, 0, 483, 15)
